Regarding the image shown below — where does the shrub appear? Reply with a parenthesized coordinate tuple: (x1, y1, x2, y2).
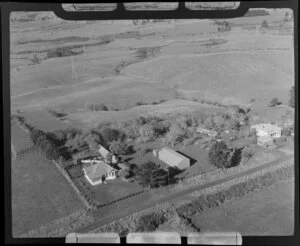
(85, 102, 108, 112)
(136, 212, 167, 232)
(139, 124, 155, 143)
(101, 128, 122, 143)
(109, 140, 129, 156)
(261, 20, 269, 28)
(43, 142, 60, 160)
(268, 98, 281, 107)
(46, 46, 82, 58)
(31, 54, 41, 64)
(30, 129, 45, 145)
(208, 141, 232, 168)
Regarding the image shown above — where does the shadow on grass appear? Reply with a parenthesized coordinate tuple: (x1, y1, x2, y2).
(230, 147, 243, 167)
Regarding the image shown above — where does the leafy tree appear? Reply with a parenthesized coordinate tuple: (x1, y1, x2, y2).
(85, 102, 108, 111)
(164, 123, 186, 147)
(30, 129, 45, 145)
(288, 86, 295, 108)
(227, 118, 241, 132)
(36, 135, 47, 148)
(109, 140, 129, 156)
(208, 141, 232, 168)
(261, 20, 269, 28)
(134, 161, 168, 188)
(101, 127, 121, 143)
(43, 142, 60, 160)
(139, 124, 155, 142)
(51, 130, 67, 144)
(268, 98, 281, 107)
(118, 168, 130, 179)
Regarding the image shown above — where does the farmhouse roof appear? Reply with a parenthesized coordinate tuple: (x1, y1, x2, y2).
(251, 123, 282, 133)
(98, 144, 111, 157)
(159, 147, 189, 165)
(83, 161, 116, 180)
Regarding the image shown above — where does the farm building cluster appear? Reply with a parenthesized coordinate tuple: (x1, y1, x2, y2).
(81, 120, 290, 186)
(250, 123, 282, 148)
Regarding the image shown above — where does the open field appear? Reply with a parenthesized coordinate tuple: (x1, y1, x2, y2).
(192, 180, 294, 235)
(10, 10, 294, 127)
(12, 145, 83, 236)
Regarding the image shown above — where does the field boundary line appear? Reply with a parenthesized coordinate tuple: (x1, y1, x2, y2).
(52, 160, 93, 210)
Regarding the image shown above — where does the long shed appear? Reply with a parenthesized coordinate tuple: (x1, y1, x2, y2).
(156, 147, 190, 170)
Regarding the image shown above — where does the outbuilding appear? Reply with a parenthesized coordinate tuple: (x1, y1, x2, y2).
(154, 147, 190, 170)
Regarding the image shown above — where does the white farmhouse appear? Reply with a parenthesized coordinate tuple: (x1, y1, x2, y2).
(82, 160, 117, 186)
(250, 123, 282, 139)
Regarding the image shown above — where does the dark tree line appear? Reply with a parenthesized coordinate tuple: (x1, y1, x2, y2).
(30, 128, 60, 161)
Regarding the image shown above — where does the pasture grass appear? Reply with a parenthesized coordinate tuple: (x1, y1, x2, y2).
(12, 147, 83, 235)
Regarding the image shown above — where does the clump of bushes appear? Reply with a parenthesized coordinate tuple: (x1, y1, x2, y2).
(29, 128, 61, 161)
(208, 141, 241, 168)
(268, 97, 281, 107)
(85, 102, 108, 112)
(46, 46, 83, 58)
(48, 109, 67, 118)
(135, 212, 168, 232)
(261, 20, 269, 29)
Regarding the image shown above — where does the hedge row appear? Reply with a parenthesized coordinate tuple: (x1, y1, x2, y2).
(176, 164, 294, 219)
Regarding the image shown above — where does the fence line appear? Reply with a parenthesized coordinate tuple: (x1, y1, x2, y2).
(52, 160, 93, 210)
